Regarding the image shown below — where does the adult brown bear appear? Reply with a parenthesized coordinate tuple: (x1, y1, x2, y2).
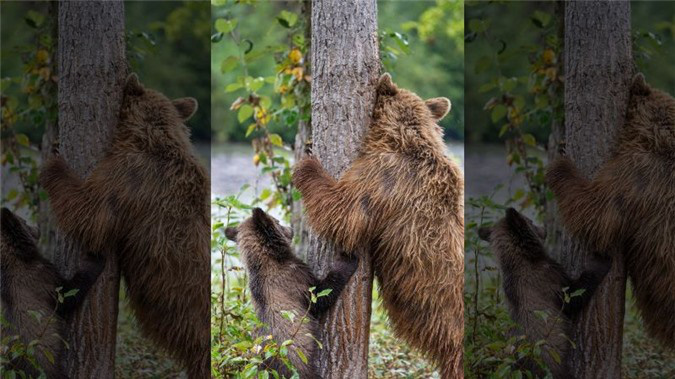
(547, 74, 675, 347)
(293, 74, 464, 377)
(40, 74, 210, 377)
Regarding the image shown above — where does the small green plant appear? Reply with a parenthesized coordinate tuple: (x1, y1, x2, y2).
(1, 287, 79, 378)
(1, 8, 56, 217)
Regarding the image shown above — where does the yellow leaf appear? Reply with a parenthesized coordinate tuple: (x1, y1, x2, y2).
(542, 49, 555, 65)
(289, 49, 302, 64)
(268, 134, 283, 147)
(291, 67, 304, 81)
(36, 49, 49, 63)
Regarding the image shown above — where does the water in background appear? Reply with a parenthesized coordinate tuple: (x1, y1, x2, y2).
(211, 141, 465, 200)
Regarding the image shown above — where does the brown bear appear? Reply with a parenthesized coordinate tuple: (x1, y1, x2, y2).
(39, 74, 210, 377)
(546, 73, 675, 347)
(478, 208, 611, 378)
(225, 208, 358, 378)
(292, 74, 464, 377)
(1, 207, 105, 378)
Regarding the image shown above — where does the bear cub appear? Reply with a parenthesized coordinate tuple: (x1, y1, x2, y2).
(225, 208, 358, 378)
(546, 73, 675, 347)
(479, 208, 611, 378)
(1, 208, 105, 378)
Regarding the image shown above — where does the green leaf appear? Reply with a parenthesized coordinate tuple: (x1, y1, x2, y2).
(491, 105, 507, 123)
(211, 32, 224, 43)
(570, 289, 586, 298)
(25, 10, 45, 28)
(220, 56, 239, 73)
(238, 105, 253, 123)
(475, 55, 492, 74)
(225, 82, 242, 93)
(249, 77, 265, 92)
(317, 289, 333, 297)
(15, 134, 30, 147)
(233, 340, 252, 351)
(42, 347, 54, 364)
(278, 11, 298, 28)
(245, 123, 257, 137)
(63, 289, 79, 298)
(478, 82, 496, 93)
(522, 133, 537, 147)
(548, 347, 561, 364)
(468, 18, 490, 34)
(296, 348, 308, 364)
(532, 11, 552, 28)
(498, 124, 510, 138)
(215, 18, 238, 34)
(268, 133, 283, 147)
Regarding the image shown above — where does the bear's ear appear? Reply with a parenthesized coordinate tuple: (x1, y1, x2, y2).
(172, 97, 198, 121)
(124, 73, 144, 96)
(225, 227, 238, 242)
(377, 73, 398, 96)
(631, 73, 651, 96)
(477, 226, 492, 242)
(251, 207, 274, 231)
(504, 207, 528, 232)
(425, 97, 451, 121)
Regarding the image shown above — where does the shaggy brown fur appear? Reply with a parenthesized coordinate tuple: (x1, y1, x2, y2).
(1, 207, 105, 378)
(478, 208, 611, 378)
(292, 74, 464, 377)
(546, 73, 675, 347)
(39, 74, 210, 377)
(225, 208, 358, 378)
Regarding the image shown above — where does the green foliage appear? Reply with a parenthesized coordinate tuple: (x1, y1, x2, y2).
(0, 287, 79, 378)
(466, 1, 560, 215)
(379, 0, 465, 140)
(212, 1, 307, 214)
(0, 4, 55, 217)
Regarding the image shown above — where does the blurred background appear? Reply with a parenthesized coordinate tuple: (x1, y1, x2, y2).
(211, 0, 464, 201)
(1, 2, 209, 377)
(464, 2, 675, 377)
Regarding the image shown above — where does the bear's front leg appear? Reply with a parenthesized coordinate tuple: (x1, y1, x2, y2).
(546, 157, 622, 252)
(293, 156, 368, 251)
(40, 154, 111, 251)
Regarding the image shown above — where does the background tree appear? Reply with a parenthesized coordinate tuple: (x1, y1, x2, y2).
(305, 0, 380, 376)
(43, 2, 126, 376)
(549, 1, 633, 377)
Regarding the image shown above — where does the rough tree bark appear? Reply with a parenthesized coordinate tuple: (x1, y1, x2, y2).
(549, 2, 632, 377)
(292, 0, 312, 259)
(45, 2, 126, 376)
(305, 0, 380, 376)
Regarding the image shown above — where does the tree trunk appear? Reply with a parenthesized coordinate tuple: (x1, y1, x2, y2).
(48, 2, 126, 376)
(307, 0, 379, 376)
(550, 2, 632, 377)
(292, 0, 312, 260)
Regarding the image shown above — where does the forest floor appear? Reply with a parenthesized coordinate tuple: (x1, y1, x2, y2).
(115, 289, 185, 378)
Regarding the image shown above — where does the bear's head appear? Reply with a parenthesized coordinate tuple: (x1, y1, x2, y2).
(225, 208, 294, 267)
(372, 73, 451, 146)
(478, 208, 547, 263)
(120, 73, 198, 132)
(627, 73, 675, 148)
(1, 207, 40, 266)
